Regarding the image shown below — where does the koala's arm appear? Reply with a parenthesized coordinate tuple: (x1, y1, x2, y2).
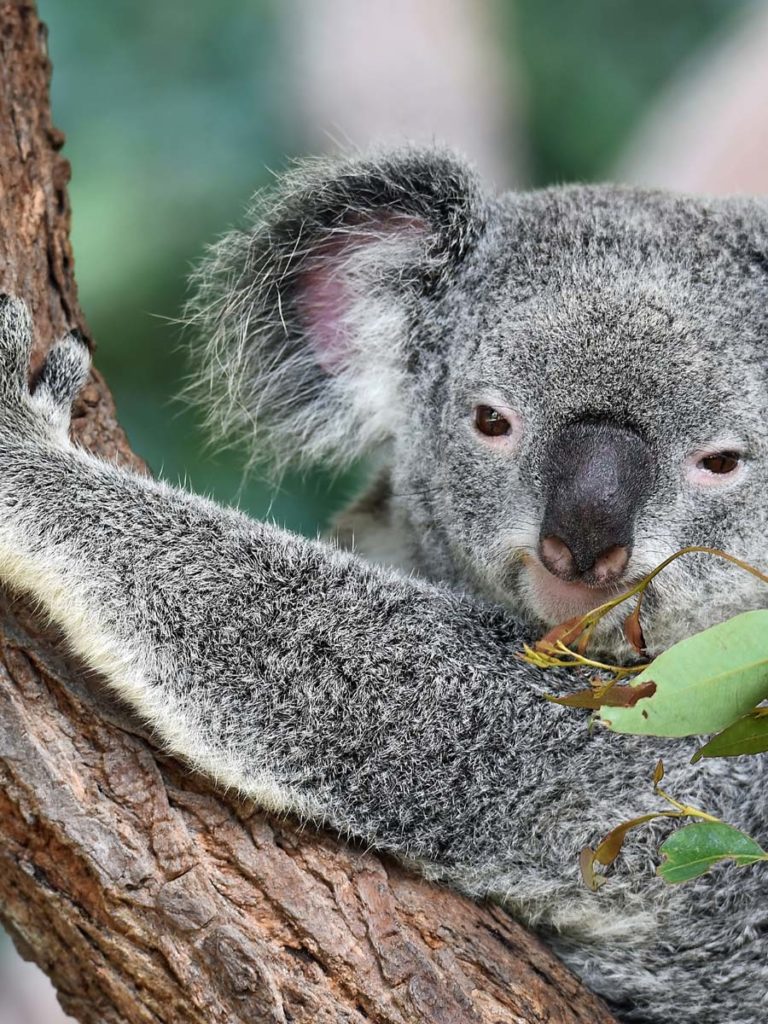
(0, 298, 613, 898)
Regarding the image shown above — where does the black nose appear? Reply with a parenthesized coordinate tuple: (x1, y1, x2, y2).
(537, 420, 655, 586)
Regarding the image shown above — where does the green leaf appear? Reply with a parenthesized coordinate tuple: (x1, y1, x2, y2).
(658, 822, 768, 884)
(598, 610, 768, 737)
(692, 711, 768, 763)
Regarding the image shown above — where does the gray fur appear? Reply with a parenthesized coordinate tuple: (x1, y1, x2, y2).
(0, 146, 766, 1022)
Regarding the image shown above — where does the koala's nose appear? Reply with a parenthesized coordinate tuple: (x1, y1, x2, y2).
(539, 535, 630, 585)
(537, 420, 655, 586)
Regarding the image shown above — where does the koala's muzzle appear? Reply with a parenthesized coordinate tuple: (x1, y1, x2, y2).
(538, 421, 655, 586)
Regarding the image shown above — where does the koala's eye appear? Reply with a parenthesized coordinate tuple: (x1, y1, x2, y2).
(686, 446, 746, 490)
(698, 451, 740, 475)
(474, 405, 511, 437)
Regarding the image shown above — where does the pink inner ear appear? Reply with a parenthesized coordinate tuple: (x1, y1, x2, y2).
(295, 214, 428, 375)
(298, 244, 354, 374)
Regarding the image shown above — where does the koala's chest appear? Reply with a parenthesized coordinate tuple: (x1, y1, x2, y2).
(330, 470, 472, 590)
(331, 481, 417, 574)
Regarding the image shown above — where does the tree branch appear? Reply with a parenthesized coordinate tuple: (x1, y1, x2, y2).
(0, 4, 617, 1021)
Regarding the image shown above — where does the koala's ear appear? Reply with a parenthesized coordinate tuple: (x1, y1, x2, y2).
(186, 148, 486, 468)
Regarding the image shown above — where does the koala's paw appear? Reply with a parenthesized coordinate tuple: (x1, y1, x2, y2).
(0, 295, 91, 438)
(31, 331, 91, 433)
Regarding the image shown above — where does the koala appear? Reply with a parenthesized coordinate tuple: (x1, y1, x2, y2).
(0, 147, 766, 1024)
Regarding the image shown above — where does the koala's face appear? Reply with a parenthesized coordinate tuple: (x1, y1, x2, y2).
(395, 187, 768, 656)
(191, 152, 767, 660)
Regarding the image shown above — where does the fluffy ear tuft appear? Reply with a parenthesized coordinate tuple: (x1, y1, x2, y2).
(184, 147, 486, 471)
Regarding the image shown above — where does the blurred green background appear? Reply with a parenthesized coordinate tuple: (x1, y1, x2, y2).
(37, 0, 745, 537)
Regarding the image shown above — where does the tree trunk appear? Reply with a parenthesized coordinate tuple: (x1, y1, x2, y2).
(0, 4, 617, 1022)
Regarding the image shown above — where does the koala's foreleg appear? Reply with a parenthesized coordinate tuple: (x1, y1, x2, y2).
(0, 297, 627, 890)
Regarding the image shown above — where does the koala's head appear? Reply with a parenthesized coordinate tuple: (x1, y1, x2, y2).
(188, 148, 768, 659)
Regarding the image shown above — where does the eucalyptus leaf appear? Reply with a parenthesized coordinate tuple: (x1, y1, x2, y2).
(692, 711, 768, 763)
(598, 610, 768, 737)
(658, 822, 768, 884)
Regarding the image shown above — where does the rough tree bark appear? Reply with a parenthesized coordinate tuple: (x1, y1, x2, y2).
(0, 4, 617, 1022)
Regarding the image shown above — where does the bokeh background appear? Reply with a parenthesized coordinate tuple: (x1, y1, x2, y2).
(3, 0, 766, 1018)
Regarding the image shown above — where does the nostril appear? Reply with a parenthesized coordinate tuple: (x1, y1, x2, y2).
(539, 535, 576, 580)
(592, 544, 630, 585)
(538, 537, 631, 586)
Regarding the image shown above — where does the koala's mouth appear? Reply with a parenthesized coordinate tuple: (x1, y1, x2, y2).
(524, 556, 635, 626)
